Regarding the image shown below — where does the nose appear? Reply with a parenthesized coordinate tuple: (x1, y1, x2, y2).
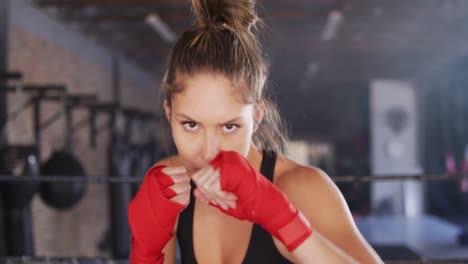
(201, 130, 221, 162)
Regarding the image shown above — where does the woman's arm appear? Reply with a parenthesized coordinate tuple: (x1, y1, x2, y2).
(162, 236, 177, 264)
(291, 231, 358, 263)
(276, 166, 383, 263)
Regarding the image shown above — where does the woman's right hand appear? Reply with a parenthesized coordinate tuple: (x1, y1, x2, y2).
(128, 165, 191, 264)
(159, 166, 192, 207)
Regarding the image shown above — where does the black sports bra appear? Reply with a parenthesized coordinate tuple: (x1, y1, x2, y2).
(176, 150, 292, 263)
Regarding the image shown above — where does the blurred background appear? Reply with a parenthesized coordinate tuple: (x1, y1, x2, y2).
(1, 0, 468, 262)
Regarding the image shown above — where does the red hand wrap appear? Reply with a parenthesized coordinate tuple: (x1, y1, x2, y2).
(209, 151, 313, 251)
(128, 165, 186, 263)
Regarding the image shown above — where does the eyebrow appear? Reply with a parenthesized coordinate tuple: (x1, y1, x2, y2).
(175, 113, 243, 124)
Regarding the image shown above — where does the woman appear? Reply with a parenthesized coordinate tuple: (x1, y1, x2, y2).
(128, 0, 383, 263)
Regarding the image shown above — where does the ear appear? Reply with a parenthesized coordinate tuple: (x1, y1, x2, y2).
(163, 99, 172, 123)
(253, 100, 265, 132)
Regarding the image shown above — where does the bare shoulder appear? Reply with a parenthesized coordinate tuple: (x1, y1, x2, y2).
(272, 155, 350, 224)
(273, 155, 335, 195)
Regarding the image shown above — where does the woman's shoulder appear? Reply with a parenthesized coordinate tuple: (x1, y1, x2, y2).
(274, 154, 336, 196)
(274, 155, 350, 226)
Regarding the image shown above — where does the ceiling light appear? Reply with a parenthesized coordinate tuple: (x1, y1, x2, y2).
(321, 10, 343, 41)
(145, 13, 176, 43)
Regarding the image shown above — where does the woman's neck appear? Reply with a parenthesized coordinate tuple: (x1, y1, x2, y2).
(247, 145, 263, 171)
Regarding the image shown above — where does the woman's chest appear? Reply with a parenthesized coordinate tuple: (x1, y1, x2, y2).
(192, 202, 255, 264)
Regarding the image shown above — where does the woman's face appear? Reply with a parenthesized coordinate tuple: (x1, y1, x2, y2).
(164, 72, 263, 173)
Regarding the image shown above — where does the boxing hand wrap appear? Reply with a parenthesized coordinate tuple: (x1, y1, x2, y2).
(209, 151, 313, 252)
(128, 165, 186, 263)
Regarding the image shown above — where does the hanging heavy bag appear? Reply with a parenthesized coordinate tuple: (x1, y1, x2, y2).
(39, 151, 86, 210)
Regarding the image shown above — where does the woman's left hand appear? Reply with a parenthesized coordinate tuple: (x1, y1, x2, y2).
(193, 151, 312, 252)
(191, 165, 238, 210)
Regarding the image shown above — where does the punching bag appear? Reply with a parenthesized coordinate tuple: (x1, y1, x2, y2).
(39, 151, 87, 210)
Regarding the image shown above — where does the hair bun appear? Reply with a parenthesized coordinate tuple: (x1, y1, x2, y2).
(192, 0, 258, 33)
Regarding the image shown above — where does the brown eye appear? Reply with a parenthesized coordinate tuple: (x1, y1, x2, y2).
(223, 124, 239, 133)
(182, 121, 198, 131)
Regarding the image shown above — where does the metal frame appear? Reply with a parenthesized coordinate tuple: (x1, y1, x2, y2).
(2, 84, 156, 151)
(0, 0, 8, 146)
(0, 0, 9, 256)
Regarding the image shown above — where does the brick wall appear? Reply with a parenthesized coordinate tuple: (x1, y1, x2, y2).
(5, 1, 161, 256)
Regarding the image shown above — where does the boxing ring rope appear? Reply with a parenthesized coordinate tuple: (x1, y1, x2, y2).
(0, 172, 467, 184)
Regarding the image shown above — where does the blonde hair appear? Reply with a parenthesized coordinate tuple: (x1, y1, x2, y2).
(161, 0, 288, 154)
